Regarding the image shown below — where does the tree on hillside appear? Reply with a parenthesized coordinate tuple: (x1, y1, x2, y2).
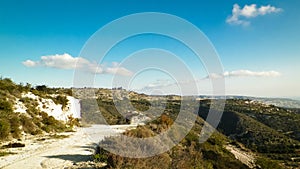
(36, 85, 47, 92)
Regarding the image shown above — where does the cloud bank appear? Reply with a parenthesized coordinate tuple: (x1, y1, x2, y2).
(139, 79, 175, 91)
(206, 70, 281, 79)
(226, 4, 282, 26)
(22, 53, 132, 76)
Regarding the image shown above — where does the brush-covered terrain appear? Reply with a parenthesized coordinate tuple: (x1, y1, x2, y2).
(86, 89, 300, 169)
(0, 78, 79, 156)
(199, 99, 300, 168)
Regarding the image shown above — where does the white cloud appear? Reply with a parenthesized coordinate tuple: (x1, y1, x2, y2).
(22, 53, 132, 76)
(207, 70, 281, 79)
(226, 4, 282, 26)
(23, 60, 38, 67)
(105, 62, 133, 76)
(258, 5, 282, 15)
(140, 79, 174, 91)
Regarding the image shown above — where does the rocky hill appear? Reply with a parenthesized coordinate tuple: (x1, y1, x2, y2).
(0, 78, 80, 142)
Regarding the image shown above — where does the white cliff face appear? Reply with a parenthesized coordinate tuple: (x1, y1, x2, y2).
(14, 92, 81, 122)
(66, 96, 81, 119)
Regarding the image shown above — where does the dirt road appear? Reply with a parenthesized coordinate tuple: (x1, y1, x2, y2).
(0, 125, 136, 169)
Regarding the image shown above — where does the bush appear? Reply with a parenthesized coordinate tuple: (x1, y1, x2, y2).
(66, 116, 80, 127)
(42, 115, 57, 126)
(9, 116, 21, 138)
(94, 145, 108, 163)
(185, 132, 198, 146)
(52, 95, 68, 110)
(0, 119, 10, 140)
(20, 115, 40, 135)
(124, 126, 154, 138)
(94, 153, 108, 163)
(0, 78, 17, 95)
(256, 157, 283, 169)
(36, 85, 47, 92)
(0, 99, 13, 112)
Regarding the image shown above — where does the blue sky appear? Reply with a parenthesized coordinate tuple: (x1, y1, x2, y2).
(0, 0, 300, 97)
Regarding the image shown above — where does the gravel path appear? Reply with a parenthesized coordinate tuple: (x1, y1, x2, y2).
(0, 125, 135, 169)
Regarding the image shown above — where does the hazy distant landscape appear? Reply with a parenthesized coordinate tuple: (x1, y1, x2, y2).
(204, 95, 300, 109)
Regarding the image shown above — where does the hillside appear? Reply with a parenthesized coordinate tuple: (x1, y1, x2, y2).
(199, 99, 300, 167)
(78, 89, 300, 168)
(0, 78, 80, 143)
(95, 111, 251, 169)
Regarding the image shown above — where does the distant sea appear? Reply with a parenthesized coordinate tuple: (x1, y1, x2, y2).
(291, 97, 300, 101)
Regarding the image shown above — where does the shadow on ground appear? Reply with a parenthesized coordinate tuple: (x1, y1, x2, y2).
(44, 154, 93, 163)
(44, 143, 98, 163)
(73, 143, 98, 152)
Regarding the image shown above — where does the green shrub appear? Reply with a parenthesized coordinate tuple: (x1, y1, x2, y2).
(52, 95, 68, 110)
(0, 151, 14, 157)
(66, 116, 80, 127)
(20, 115, 39, 135)
(185, 132, 199, 146)
(35, 85, 47, 92)
(41, 125, 51, 133)
(42, 116, 57, 125)
(256, 157, 283, 169)
(0, 119, 10, 140)
(0, 78, 17, 95)
(9, 116, 21, 138)
(94, 153, 108, 163)
(0, 99, 13, 112)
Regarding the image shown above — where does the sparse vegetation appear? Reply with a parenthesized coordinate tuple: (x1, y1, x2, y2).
(96, 115, 249, 169)
(52, 95, 69, 110)
(89, 93, 299, 168)
(0, 151, 15, 157)
(255, 157, 283, 169)
(0, 119, 10, 140)
(2, 142, 25, 148)
(80, 98, 129, 125)
(49, 134, 70, 139)
(199, 99, 300, 167)
(0, 77, 75, 141)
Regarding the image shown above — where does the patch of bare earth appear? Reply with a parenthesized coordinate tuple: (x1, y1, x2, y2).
(225, 144, 256, 168)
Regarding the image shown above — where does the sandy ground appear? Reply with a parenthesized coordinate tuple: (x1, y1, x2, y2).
(0, 125, 136, 169)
